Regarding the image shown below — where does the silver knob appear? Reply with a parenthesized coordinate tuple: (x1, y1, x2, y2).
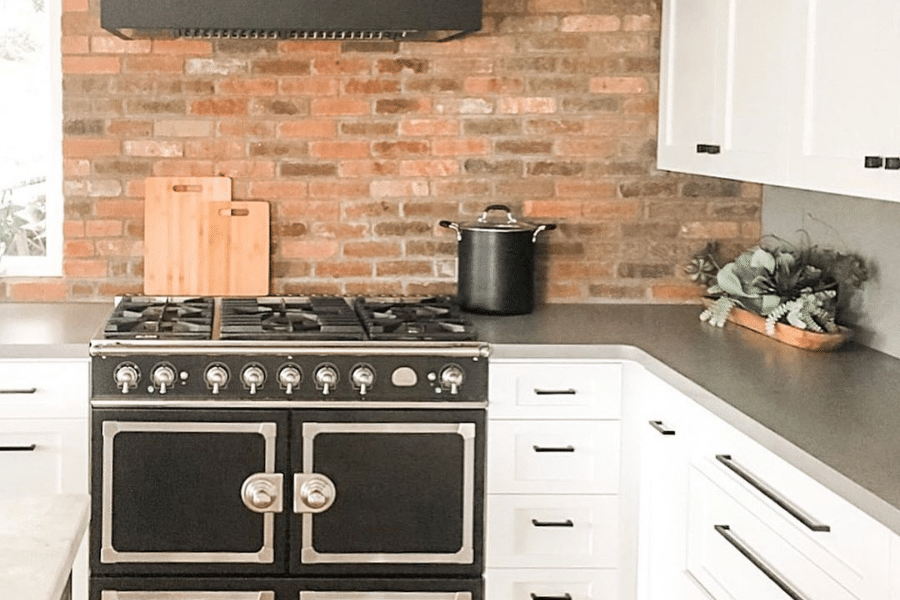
(294, 474, 337, 513)
(315, 365, 338, 396)
(440, 365, 464, 395)
(114, 363, 140, 394)
(241, 364, 266, 395)
(278, 365, 302, 395)
(240, 473, 283, 513)
(205, 364, 229, 395)
(350, 364, 375, 396)
(151, 364, 176, 394)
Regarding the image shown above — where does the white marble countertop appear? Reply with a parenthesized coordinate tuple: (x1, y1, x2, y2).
(0, 302, 111, 359)
(0, 494, 89, 600)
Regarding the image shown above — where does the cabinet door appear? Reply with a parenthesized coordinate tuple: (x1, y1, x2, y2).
(891, 533, 900, 600)
(0, 418, 86, 493)
(791, 0, 900, 201)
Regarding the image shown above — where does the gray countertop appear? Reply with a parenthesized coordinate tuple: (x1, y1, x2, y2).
(470, 304, 900, 537)
(0, 302, 112, 358)
(0, 494, 89, 600)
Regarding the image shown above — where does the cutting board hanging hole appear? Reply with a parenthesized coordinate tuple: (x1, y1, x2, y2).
(172, 184, 203, 192)
(221, 208, 250, 217)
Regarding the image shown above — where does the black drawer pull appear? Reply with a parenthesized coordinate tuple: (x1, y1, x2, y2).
(0, 388, 37, 394)
(531, 594, 572, 600)
(885, 157, 900, 170)
(648, 420, 675, 435)
(0, 444, 37, 452)
(531, 519, 574, 527)
(696, 143, 721, 154)
(715, 454, 830, 532)
(715, 525, 810, 600)
(864, 155, 884, 168)
(533, 445, 575, 453)
(533, 388, 576, 395)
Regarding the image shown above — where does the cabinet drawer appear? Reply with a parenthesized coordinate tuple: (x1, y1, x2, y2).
(488, 420, 620, 494)
(486, 568, 618, 600)
(691, 407, 891, 596)
(0, 360, 88, 419)
(688, 464, 856, 600)
(486, 494, 619, 569)
(0, 419, 88, 494)
(489, 362, 621, 419)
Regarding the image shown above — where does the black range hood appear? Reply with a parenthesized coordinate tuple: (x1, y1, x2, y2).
(101, 0, 482, 42)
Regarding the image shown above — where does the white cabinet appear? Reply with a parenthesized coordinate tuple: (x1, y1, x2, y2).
(658, 0, 793, 184)
(659, 0, 900, 203)
(486, 360, 623, 600)
(891, 532, 900, 600)
(0, 359, 90, 600)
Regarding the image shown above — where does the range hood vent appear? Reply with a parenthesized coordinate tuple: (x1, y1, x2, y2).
(101, 0, 482, 42)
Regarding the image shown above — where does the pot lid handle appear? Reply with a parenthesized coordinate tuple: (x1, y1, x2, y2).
(478, 204, 517, 224)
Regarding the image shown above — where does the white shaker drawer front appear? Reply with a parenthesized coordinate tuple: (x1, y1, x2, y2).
(0, 359, 88, 419)
(488, 420, 620, 494)
(489, 362, 622, 419)
(0, 419, 87, 494)
(486, 494, 619, 569)
(486, 568, 618, 600)
(687, 465, 858, 600)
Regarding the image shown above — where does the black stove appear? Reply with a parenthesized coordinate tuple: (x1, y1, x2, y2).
(89, 295, 487, 405)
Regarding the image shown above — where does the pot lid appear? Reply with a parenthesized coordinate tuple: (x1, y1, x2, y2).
(457, 204, 542, 232)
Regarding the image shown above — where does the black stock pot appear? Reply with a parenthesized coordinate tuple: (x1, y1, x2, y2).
(440, 204, 556, 315)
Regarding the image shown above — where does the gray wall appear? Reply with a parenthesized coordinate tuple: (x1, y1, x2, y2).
(762, 186, 900, 359)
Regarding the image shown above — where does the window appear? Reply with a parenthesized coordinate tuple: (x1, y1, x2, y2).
(0, 0, 63, 276)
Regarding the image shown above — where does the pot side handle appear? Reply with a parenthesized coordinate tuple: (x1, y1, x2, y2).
(532, 223, 557, 243)
(439, 220, 462, 241)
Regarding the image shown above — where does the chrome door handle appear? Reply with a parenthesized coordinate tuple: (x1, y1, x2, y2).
(648, 420, 675, 435)
(240, 473, 284, 513)
(715, 525, 810, 600)
(715, 455, 830, 532)
(294, 473, 337, 513)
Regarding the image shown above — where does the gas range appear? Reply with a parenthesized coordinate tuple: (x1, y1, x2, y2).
(89, 295, 488, 406)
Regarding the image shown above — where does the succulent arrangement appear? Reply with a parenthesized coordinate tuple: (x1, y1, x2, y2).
(686, 238, 870, 336)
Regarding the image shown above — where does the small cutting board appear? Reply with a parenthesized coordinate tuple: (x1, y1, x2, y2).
(143, 177, 270, 296)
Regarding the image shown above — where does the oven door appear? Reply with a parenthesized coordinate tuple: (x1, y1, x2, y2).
(290, 409, 485, 576)
(91, 409, 289, 575)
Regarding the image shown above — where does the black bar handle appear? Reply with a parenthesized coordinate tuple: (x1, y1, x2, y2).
(531, 594, 572, 600)
(0, 388, 37, 394)
(533, 445, 575, 453)
(864, 155, 884, 168)
(696, 143, 722, 154)
(0, 444, 37, 452)
(715, 454, 830, 532)
(531, 519, 574, 527)
(715, 525, 809, 600)
(533, 388, 577, 396)
(884, 157, 900, 170)
(648, 420, 676, 435)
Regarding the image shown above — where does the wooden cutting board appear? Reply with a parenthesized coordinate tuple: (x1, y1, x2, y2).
(143, 177, 270, 296)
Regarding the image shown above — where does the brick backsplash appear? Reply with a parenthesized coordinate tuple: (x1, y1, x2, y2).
(0, 0, 762, 302)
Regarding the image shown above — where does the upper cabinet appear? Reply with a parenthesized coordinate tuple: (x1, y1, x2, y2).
(658, 0, 900, 203)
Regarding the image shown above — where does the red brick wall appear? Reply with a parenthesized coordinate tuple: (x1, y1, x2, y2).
(1, 0, 762, 301)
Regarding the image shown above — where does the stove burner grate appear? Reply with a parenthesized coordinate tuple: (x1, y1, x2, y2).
(103, 298, 214, 339)
(219, 296, 366, 340)
(354, 296, 476, 341)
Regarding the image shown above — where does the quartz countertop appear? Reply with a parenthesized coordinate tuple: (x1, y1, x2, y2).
(0, 494, 89, 600)
(469, 303, 900, 537)
(0, 302, 112, 359)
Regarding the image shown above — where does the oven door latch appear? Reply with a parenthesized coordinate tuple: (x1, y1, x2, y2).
(241, 473, 284, 513)
(294, 473, 337, 513)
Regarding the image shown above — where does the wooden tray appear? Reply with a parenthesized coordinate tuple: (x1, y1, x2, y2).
(701, 297, 852, 352)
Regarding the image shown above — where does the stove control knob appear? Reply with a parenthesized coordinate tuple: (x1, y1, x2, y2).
(150, 363, 176, 395)
(241, 364, 266, 395)
(350, 364, 375, 396)
(440, 364, 465, 395)
(205, 364, 230, 395)
(114, 363, 140, 394)
(278, 365, 302, 395)
(314, 365, 339, 396)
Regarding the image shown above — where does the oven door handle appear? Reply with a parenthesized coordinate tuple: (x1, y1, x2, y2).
(241, 473, 284, 513)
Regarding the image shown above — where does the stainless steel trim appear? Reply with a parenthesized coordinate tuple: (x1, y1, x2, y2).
(101, 420, 278, 563)
(648, 420, 676, 435)
(299, 593, 472, 600)
(299, 421, 477, 564)
(714, 525, 809, 600)
(715, 454, 830, 532)
(102, 593, 276, 600)
(91, 400, 488, 410)
(91, 340, 490, 359)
